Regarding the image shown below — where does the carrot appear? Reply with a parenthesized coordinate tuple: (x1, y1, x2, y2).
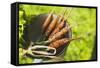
(57, 15, 64, 24)
(49, 38, 70, 49)
(42, 11, 53, 33)
(49, 26, 71, 42)
(49, 37, 80, 49)
(57, 8, 67, 23)
(49, 19, 65, 39)
(45, 16, 58, 37)
(48, 9, 68, 39)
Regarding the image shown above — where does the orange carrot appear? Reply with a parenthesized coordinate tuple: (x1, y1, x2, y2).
(49, 37, 80, 49)
(45, 16, 58, 37)
(49, 19, 65, 39)
(57, 15, 64, 24)
(49, 26, 71, 42)
(49, 38, 70, 49)
(42, 12, 53, 33)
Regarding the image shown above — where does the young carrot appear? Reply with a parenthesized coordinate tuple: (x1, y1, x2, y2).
(57, 15, 64, 24)
(45, 16, 58, 37)
(57, 8, 67, 23)
(49, 19, 65, 39)
(48, 9, 68, 39)
(49, 38, 69, 49)
(42, 11, 53, 33)
(49, 38, 79, 49)
(48, 26, 71, 42)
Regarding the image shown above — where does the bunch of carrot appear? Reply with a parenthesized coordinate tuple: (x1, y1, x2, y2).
(24, 9, 83, 59)
(41, 11, 74, 49)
